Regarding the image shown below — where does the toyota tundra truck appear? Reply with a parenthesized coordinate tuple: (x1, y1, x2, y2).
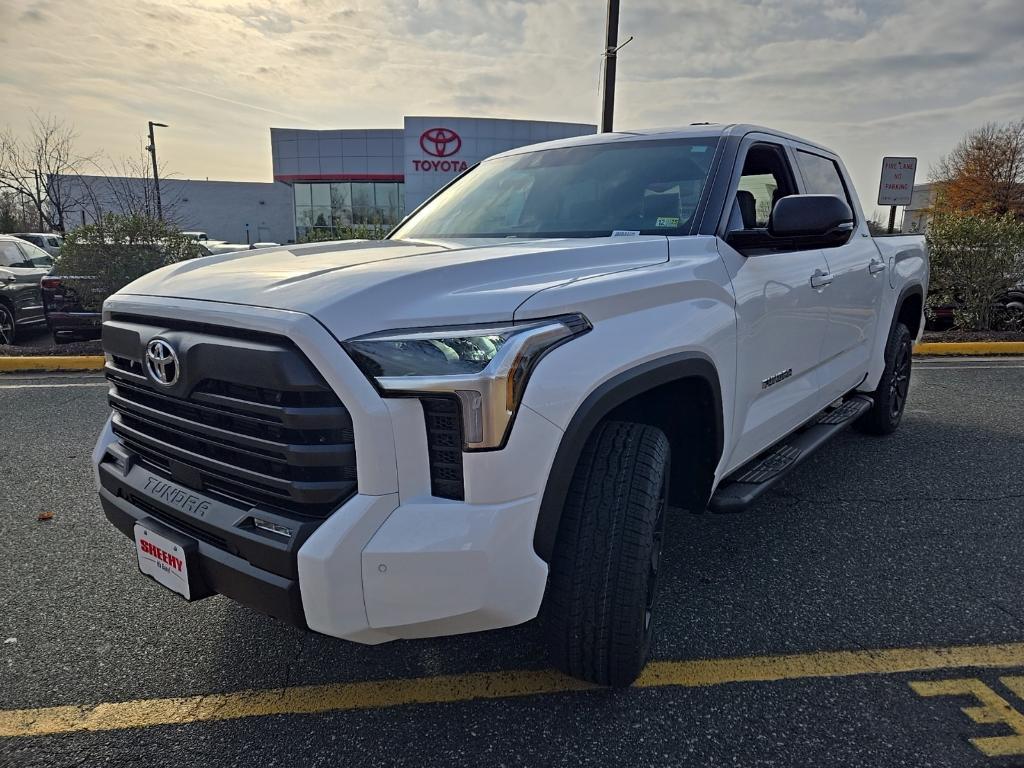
(93, 124, 928, 686)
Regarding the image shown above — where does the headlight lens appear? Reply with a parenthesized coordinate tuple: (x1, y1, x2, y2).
(343, 314, 590, 449)
(344, 325, 527, 378)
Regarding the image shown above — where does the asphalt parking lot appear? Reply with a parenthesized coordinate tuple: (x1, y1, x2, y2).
(2, 358, 1024, 767)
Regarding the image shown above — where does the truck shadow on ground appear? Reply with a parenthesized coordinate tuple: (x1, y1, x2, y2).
(212, 406, 1024, 689)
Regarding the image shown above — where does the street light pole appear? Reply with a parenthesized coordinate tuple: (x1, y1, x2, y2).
(33, 169, 44, 231)
(599, 0, 620, 133)
(147, 121, 168, 219)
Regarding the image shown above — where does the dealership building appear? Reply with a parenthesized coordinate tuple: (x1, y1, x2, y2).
(272, 116, 595, 240)
(57, 116, 595, 244)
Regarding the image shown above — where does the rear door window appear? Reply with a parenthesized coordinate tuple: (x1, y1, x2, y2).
(795, 151, 853, 209)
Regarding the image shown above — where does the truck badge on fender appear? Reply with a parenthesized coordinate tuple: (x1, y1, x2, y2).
(762, 368, 793, 389)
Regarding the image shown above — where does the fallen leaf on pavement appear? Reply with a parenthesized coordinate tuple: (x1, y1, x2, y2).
(37, 511, 54, 521)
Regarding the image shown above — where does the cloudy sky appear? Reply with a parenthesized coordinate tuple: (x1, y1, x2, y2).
(2, 0, 1022, 219)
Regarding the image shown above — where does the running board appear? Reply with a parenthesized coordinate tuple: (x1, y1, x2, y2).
(709, 395, 873, 513)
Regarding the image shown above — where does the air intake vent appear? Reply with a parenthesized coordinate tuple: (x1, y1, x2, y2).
(421, 397, 465, 501)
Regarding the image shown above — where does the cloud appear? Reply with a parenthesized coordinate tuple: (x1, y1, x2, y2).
(0, 0, 1020, 207)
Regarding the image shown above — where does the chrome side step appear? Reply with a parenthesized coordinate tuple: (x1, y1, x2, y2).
(709, 394, 873, 513)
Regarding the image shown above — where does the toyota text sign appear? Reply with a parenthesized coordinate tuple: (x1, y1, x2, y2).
(878, 156, 917, 206)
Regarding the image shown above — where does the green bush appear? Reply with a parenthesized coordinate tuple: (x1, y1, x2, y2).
(297, 223, 391, 243)
(56, 214, 204, 309)
(925, 212, 1024, 330)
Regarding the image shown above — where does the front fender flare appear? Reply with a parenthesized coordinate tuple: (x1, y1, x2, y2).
(533, 351, 723, 563)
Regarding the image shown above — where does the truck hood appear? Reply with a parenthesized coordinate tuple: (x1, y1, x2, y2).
(118, 237, 668, 337)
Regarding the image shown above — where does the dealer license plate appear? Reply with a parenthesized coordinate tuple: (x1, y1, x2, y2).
(134, 523, 193, 599)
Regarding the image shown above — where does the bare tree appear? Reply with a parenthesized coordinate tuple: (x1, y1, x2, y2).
(0, 189, 36, 233)
(74, 148, 181, 225)
(0, 113, 89, 232)
(931, 119, 1024, 218)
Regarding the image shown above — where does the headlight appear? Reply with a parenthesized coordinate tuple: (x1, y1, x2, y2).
(343, 314, 591, 449)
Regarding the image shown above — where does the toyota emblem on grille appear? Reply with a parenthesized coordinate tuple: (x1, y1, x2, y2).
(146, 338, 179, 386)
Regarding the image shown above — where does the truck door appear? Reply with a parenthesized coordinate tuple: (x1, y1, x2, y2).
(793, 149, 881, 405)
(716, 139, 833, 471)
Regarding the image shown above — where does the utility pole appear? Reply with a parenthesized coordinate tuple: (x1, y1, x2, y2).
(147, 121, 168, 219)
(599, 0, 620, 133)
(33, 169, 44, 230)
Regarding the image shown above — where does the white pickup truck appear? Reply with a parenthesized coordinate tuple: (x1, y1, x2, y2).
(93, 124, 927, 686)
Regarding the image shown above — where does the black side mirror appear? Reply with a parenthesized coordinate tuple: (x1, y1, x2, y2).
(770, 195, 853, 241)
(726, 194, 854, 254)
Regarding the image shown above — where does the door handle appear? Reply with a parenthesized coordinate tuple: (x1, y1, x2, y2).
(1, 275, 16, 285)
(810, 269, 834, 289)
(868, 259, 887, 275)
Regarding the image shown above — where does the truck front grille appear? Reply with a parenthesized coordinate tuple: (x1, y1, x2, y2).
(103, 315, 357, 517)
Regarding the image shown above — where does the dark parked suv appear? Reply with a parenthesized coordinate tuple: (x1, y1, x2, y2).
(0, 235, 52, 345)
(40, 272, 103, 343)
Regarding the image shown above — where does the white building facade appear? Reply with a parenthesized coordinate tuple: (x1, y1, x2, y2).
(57, 175, 295, 245)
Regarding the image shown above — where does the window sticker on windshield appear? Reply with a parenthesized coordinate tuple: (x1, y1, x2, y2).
(655, 217, 680, 228)
(691, 145, 708, 153)
(611, 230, 641, 237)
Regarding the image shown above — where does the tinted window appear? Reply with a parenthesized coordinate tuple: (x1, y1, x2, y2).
(0, 242, 24, 267)
(392, 138, 719, 239)
(18, 241, 53, 268)
(796, 151, 851, 206)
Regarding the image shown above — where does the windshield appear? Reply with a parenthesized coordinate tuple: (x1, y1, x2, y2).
(391, 137, 719, 240)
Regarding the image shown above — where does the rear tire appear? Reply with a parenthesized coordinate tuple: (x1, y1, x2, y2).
(856, 322, 912, 435)
(544, 420, 671, 687)
(0, 303, 16, 346)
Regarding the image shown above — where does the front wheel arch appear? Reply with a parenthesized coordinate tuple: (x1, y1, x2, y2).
(533, 352, 723, 563)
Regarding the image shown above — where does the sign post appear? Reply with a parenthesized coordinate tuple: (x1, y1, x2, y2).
(878, 156, 917, 234)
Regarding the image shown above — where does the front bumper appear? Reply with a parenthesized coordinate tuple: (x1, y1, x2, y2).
(93, 295, 561, 643)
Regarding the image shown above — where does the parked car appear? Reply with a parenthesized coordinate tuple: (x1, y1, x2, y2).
(40, 273, 103, 342)
(926, 282, 1024, 330)
(12, 232, 63, 257)
(94, 124, 927, 686)
(0, 234, 52, 344)
(42, 238, 210, 343)
(182, 231, 209, 242)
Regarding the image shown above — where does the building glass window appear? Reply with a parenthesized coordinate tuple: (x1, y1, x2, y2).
(294, 180, 404, 239)
(375, 182, 399, 223)
(311, 184, 331, 208)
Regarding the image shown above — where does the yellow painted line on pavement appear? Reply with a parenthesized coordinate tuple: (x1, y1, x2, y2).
(0, 355, 104, 372)
(0, 343, 1021, 372)
(914, 342, 1024, 356)
(5, 641, 1024, 738)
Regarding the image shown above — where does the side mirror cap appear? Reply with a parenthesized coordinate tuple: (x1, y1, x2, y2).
(770, 194, 854, 240)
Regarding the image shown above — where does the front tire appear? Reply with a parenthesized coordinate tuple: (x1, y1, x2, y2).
(544, 420, 670, 687)
(856, 322, 912, 435)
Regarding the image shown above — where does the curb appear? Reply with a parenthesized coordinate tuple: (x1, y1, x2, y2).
(913, 342, 1024, 356)
(1, 343, 1023, 373)
(0, 355, 105, 372)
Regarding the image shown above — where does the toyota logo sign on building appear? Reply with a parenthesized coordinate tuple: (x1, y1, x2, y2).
(419, 127, 462, 158)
